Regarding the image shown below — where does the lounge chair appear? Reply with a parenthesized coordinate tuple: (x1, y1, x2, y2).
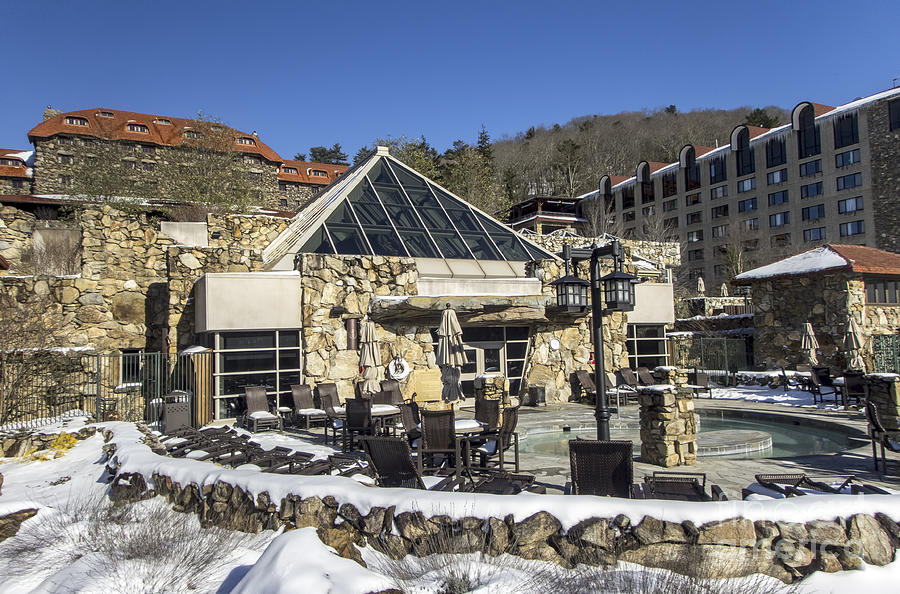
(574, 369, 596, 401)
(636, 366, 656, 386)
(566, 439, 635, 498)
(865, 401, 900, 474)
(475, 397, 500, 431)
(779, 368, 810, 392)
(745, 472, 890, 498)
(686, 370, 712, 398)
(466, 405, 520, 472)
(635, 471, 727, 501)
(240, 386, 282, 432)
(609, 371, 638, 406)
(618, 368, 639, 391)
(418, 409, 464, 478)
(361, 436, 460, 491)
(289, 384, 326, 429)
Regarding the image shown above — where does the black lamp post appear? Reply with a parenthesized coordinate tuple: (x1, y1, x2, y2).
(589, 240, 636, 440)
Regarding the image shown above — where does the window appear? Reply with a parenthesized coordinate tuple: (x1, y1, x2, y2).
(142, 161, 156, 171)
(735, 144, 755, 176)
(838, 196, 863, 214)
(155, 118, 171, 125)
(312, 169, 327, 177)
(768, 190, 788, 206)
(127, 123, 149, 133)
(769, 211, 790, 227)
(279, 198, 288, 207)
(58, 174, 72, 186)
(836, 172, 862, 191)
(766, 137, 787, 168)
(711, 205, 729, 219)
(687, 248, 704, 261)
(742, 218, 759, 231)
(641, 180, 655, 203)
(662, 172, 677, 197)
(803, 227, 826, 242)
(840, 220, 865, 237)
(238, 137, 256, 145)
(801, 182, 823, 199)
(0, 158, 19, 166)
(799, 160, 821, 177)
(835, 149, 861, 168)
(662, 198, 677, 212)
(833, 113, 859, 148)
(737, 178, 755, 193)
(709, 157, 727, 184)
(278, 181, 288, 192)
(249, 171, 262, 182)
(99, 111, 114, 118)
(685, 192, 701, 207)
(802, 204, 825, 221)
(122, 160, 137, 170)
(891, 98, 900, 131)
(684, 163, 700, 190)
(767, 168, 787, 185)
(65, 116, 88, 126)
(621, 186, 635, 209)
(283, 166, 297, 174)
(867, 280, 900, 304)
(738, 197, 757, 212)
(688, 268, 704, 280)
(797, 110, 821, 158)
(664, 217, 678, 229)
(686, 211, 702, 225)
(687, 230, 703, 242)
(712, 224, 728, 238)
(771, 233, 791, 247)
(184, 130, 202, 139)
(626, 324, 669, 369)
(141, 145, 156, 155)
(714, 264, 728, 276)
(245, 155, 263, 165)
(58, 136, 74, 146)
(12, 179, 24, 189)
(710, 185, 728, 199)
(623, 211, 635, 222)
(642, 205, 655, 217)
(59, 154, 73, 165)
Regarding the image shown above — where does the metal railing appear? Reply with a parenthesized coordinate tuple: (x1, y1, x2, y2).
(668, 336, 753, 381)
(1, 351, 213, 431)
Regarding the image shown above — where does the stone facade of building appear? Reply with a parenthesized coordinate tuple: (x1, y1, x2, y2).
(0, 177, 29, 195)
(869, 94, 900, 253)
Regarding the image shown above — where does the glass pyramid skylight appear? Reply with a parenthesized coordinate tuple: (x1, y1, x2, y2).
(263, 149, 555, 267)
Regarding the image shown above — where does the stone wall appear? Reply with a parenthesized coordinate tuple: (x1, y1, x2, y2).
(0, 204, 39, 272)
(638, 384, 697, 467)
(276, 182, 317, 211)
(206, 213, 290, 251)
(868, 95, 900, 254)
(0, 177, 30, 195)
(104, 427, 900, 585)
(867, 374, 900, 431)
(526, 233, 681, 269)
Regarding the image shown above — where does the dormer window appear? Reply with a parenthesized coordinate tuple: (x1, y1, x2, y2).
(211, 125, 223, 132)
(184, 130, 202, 139)
(312, 169, 327, 177)
(0, 158, 20, 166)
(283, 166, 297, 174)
(155, 118, 171, 125)
(65, 116, 89, 126)
(99, 111, 114, 118)
(237, 137, 256, 145)
(127, 123, 149, 133)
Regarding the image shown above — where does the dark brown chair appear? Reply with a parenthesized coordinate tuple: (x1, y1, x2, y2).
(418, 409, 463, 477)
(637, 471, 726, 501)
(865, 401, 900, 474)
(618, 368, 639, 390)
(566, 439, 634, 497)
(342, 397, 374, 451)
(380, 380, 403, 405)
(475, 397, 501, 431)
(686, 370, 712, 398)
(289, 384, 326, 429)
(360, 436, 459, 491)
(812, 367, 833, 387)
(574, 369, 596, 400)
(398, 402, 421, 447)
(466, 405, 520, 472)
(808, 373, 839, 405)
(240, 386, 282, 432)
(636, 366, 656, 386)
(316, 387, 344, 445)
(842, 372, 868, 407)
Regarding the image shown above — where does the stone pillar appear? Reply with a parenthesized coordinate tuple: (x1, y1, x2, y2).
(474, 375, 507, 404)
(638, 385, 698, 467)
(866, 375, 900, 431)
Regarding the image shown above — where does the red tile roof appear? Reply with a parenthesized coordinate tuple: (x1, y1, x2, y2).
(812, 103, 836, 117)
(694, 145, 716, 157)
(828, 244, 900, 276)
(0, 149, 30, 178)
(278, 160, 349, 186)
(609, 175, 629, 186)
(746, 125, 770, 138)
(647, 162, 669, 173)
(28, 109, 282, 163)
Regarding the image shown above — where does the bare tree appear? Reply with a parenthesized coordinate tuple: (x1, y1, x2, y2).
(636, 206, 679, 242)
(579, 196, 626, 238)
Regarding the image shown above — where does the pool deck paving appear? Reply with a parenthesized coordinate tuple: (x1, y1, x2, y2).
(503, 399, 900, 498)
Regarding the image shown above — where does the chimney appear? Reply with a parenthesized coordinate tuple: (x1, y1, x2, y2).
(43, 106, 62, 121)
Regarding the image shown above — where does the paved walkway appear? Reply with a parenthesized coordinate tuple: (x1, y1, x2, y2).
(502, 400, 900, 498)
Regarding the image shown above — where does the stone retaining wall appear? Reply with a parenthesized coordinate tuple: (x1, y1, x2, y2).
(638, 384, 697, 467)
(867, 374, 900, 431)
(103, 427, 900, 584)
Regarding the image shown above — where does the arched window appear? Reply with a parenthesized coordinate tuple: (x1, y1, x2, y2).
(793, 103, 820, 159)
(637, 162, 655, 203)
(731, 126, 754, 176)
(680, 145, 700, 191)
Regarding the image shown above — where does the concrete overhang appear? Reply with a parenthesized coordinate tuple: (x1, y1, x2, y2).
(194, 271, 301, 332)
(369, 294, 551, 325)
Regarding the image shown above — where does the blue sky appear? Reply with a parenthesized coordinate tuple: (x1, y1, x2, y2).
(1, 1, 898, 158)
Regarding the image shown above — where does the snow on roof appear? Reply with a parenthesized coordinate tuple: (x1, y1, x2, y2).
(734, 246, 848, 282)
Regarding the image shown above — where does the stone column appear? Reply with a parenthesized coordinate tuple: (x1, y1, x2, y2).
(866, 375, 900, 431)
(638, 384, 698, 467)
(474, 375, 507, 404)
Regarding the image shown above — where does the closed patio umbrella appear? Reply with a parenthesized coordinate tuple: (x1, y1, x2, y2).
(844, 317, 866, 371)
(801, 322, 819, 366)
(720, 282, 729, 297)
(359, 319, 381, 395)
(697, 276, 706, 296)
(436, 304, 467, 402)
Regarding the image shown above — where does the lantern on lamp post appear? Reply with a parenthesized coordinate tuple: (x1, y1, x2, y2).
(550, 244, 590, 312)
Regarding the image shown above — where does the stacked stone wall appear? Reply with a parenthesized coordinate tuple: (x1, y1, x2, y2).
(206, 213, 290, 251)
(277, 182, 317, 210)
(638, 384, 697, 467)
(867, 96, 900, 253)
(526, 234, 681, 269)
(867, 374, 900, 431)
(0, 177, 30, 195)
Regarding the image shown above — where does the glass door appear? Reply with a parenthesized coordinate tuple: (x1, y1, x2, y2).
(459, 341, 505, 398)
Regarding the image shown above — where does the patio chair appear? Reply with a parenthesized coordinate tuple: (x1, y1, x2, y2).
(466, 405, 521, 472)
(608, 371, 638, 406)
(574, 369, 596, 401)
(635, 471, 727, 501)
(289, 384, 326, 429)
(686, 370, 712, 398)
(240, 386, 282, 432)
(779, 368, 810, 392)
(361, 436, 458, 490)
(466, 470, 544, 495)
(566, 439, 635, 498)
(398, 402, 421, 447)
(618, 368, 639, 391)
(636, 366, 657, 386)
(418, 409, 464, 478)
(841, 372, 868, 408)
(812, 367, 834, 387)
(317, 388, 343, 445)
(475, 397, 501, 431)
(380, 380, 403, 405)
(342, 397, 375, 451)
(747, 472, 890, 498)
(808, 372, 839, 405)
(865, 400, 900, 474)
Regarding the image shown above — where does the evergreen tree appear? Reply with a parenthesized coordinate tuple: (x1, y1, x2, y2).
(744, 108, 781, 129)
(293, 152, 307, 161)
(308, 143, 349, 165)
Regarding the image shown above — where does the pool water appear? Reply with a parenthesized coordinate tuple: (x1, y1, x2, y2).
(520, 414, 856, 459)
